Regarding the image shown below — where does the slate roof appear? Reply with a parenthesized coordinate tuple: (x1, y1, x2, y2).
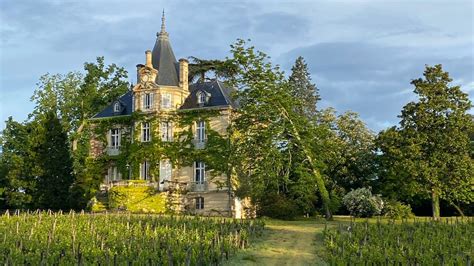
(180, 80, 237, 110)
(151, 14, 180, 87)
(90, 80, 235, 119)
(92, 90, 133, 119)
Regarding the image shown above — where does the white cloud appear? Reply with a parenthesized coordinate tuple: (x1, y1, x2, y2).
(0, 0, 472, 130)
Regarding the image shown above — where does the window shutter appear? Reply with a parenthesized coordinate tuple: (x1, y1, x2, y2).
(107, 129, 111, 147)
(117, 129, 121, 147)
(146, 161, 150, 180)
(149, 123, 152, 142)
(160, 122, 165, 141)
(139, 163, 142, 179)
(194, 121, 198, 140)
(151, 93, 155, 110)
(169, 122, 173, 141)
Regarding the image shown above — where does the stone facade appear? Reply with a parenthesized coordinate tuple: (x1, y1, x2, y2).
(85, 14, 252, 218)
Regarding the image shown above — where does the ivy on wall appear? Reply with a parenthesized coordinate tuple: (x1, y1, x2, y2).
(74, 107, 233, 198)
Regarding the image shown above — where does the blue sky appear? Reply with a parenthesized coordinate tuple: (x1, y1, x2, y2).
(0, 0, 472, 132)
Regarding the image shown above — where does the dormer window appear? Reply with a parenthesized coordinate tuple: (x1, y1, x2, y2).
(197, 91, 208, 105)
(114, 102, 121, 113)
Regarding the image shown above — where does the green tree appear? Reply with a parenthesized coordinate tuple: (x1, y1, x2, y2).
(188, 56, 237, 83)
(30, 57, 129, 136)
(32, 111, 74, 210)
(78, 57, 129, 121)
(228, 40, 332, 219)
(0, 117, 35, 209)
(288, 56, 321, 118)
(30, 72, 83, 134)
(318, 109, 376, 192)
(376, 64, 473, 218)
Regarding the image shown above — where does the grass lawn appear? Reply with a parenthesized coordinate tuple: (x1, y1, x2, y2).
(224, 216, 472, 266)
(224, 218, 330, 266)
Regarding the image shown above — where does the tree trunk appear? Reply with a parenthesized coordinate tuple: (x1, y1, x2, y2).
(431, 190, 440, 220)
(450, 201, 465, 217)
(277, 104, 332, 220)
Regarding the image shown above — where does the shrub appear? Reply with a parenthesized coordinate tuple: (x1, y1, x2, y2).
(342, 188, 383, 217)
(383, 199, 414, 219)
(258, 193, 300, 220)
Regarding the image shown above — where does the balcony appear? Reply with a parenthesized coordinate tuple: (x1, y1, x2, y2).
(188, 181, 208, 192)
(100, 180, 159, 191)
(192, 139, 207, 149)
(106, 146, 120, 156)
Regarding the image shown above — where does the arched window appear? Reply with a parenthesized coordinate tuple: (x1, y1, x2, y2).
(114, 102, 121, 112)
(197, 91, 207, 104)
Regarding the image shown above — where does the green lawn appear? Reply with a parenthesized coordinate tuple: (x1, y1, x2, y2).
(224, 216, 472, 266)
(224, 218, 330, 266)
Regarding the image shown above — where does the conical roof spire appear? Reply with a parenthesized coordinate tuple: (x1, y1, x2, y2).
(152, 9, 179, 86)
(158, 9, 169, 39)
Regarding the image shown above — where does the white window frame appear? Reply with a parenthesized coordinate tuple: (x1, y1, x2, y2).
(196, 121, 206, 143)
(159, 159, 172, 183)
(160, 121, 173, 142)
(110, 128, 120, 149)
(142, 122, 151, 142)
(197, 91, 206, 104)
(140, 161, 150, 180)
(196, 197, 204, 210)
(114, 102, 121, 112)
(144, 93, 152, 110)
(161, 93, 172, 109)
(194, 161, 205, 184)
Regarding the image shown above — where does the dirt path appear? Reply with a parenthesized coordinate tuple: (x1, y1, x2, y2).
(224, 220, 328, 266)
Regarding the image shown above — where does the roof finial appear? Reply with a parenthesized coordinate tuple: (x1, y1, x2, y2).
(157, 9, 169, 38)
(161, 9, 166, 32)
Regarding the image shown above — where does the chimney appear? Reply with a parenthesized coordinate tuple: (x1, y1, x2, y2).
(145, 50, 153, 68)
(136, 64, 145, 83)
(179, 58, 189, 91)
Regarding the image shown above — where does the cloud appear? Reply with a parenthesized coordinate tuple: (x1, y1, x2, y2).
(278, 41, 473, 131)
(0, 0, 472, 131)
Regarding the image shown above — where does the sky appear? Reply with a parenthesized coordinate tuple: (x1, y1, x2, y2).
(0, 0, 473, 132)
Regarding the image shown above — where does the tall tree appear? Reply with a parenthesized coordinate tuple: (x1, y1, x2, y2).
(288, 56, 321, 118)
(30, 72, 83, 134)
(318, 109, 376, 192)
(228, 40, 332, 219)
(0, 117, 35, 209)
(32, 111, 74, 210)
(30, 57, 129, 136)
(376, 64, 473, 219)
(78, 56, 129, 122)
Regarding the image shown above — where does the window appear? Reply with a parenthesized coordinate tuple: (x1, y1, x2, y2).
(197, 91, 206, 104)
(110, 128, 120, 148)
(161, 93, 172, 109)
(194, 161, 205, 184)
(140, 161, 150, 180)
(143, 93, 153, 110)
(160, 121, 173, 142)
(159, 159, 172, 183)
(196, 121, 206, 143)
(114, 102, 121, 112)
(107, 166, 121, 182)
(142, 122, 151, 142)
(195, 197, 204, 210)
